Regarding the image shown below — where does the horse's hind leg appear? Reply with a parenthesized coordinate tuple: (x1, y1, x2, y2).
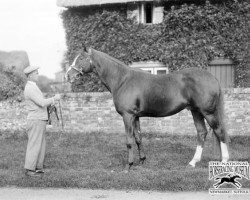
(134, 117, 146, 164)
(203, 113, 229, 162)
(189, 110, 208, 167)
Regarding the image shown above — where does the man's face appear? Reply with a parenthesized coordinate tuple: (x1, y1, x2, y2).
(29, 70, 39, 82)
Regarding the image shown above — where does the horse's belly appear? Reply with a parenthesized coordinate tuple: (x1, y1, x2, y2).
(140, 100, 187, 117)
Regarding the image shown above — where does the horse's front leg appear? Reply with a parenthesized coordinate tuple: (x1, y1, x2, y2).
(123, 114, 135, 172)
(134, 117, 146, 165)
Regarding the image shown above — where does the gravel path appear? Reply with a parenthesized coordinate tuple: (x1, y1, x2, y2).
(0, 188, 249, 200)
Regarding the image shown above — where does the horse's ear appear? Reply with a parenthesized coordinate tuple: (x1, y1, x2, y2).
(84, 46, 92, 55)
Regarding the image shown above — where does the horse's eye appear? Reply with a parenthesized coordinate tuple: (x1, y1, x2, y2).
(76, 74, 81, 80)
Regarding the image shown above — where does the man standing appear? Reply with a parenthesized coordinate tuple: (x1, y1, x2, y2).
(23, 66, 61, 177)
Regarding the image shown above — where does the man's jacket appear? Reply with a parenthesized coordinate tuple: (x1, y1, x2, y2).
(24, 81, 54, 120)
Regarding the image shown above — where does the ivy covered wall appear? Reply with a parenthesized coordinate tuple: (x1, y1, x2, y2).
(60, 0, 250, 91)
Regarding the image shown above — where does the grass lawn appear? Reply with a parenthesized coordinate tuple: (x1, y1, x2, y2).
(0, 130, 249, 191)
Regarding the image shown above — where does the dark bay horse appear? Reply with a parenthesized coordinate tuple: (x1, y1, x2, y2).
(65, 48, 230, 171)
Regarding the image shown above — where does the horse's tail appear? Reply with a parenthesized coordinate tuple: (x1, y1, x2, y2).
(212, 87, 230, 158)
(217, 88, 230, 144)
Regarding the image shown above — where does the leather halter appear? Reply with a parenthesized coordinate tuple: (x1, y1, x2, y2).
(65, 52, 92, 81)
(65, 54, 82, 77)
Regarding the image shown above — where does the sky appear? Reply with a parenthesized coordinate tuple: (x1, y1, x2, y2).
(0, 0, 66, 79)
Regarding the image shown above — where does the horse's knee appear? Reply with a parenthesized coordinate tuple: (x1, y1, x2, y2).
(126, 137, 133, 149)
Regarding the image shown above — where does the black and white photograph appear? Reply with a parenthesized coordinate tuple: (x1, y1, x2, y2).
(0, 0, 249, 199)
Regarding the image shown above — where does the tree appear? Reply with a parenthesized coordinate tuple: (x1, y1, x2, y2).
(0, 63, 25, 101)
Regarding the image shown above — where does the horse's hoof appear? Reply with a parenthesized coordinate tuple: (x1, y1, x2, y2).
(139, 157, 146, 165)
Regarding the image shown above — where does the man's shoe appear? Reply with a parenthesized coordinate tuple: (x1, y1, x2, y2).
(25, 170, 42, 177)
(35, 168, 45, 173)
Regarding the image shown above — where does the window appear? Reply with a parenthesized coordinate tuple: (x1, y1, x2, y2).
(145, 3, 153, 24)
(155, 68, 168, 75)
(139, 2, 153, 24)
(130, 62, 168, 75)
(127, 2, 164, 24)
(140, 67, 154, 74)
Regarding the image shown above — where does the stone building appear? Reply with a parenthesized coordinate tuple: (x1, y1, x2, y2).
(57, 0, 248, 88)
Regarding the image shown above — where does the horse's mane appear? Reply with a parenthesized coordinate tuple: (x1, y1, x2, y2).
(91, 49, 131, 70)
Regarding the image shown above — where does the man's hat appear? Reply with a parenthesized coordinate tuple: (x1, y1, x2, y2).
(23, 66, 39, 75)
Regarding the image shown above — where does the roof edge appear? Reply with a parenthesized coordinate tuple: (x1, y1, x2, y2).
(57, 0, 160, 8)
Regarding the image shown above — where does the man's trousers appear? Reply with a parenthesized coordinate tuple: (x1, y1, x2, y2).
(24, 120, 47, 171)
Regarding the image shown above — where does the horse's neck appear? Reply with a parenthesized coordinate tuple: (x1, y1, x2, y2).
(92, 54, 128, 93)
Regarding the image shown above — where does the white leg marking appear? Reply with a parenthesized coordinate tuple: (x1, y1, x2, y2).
(189, 145, 203, 167)
(221, 142, 229, 162)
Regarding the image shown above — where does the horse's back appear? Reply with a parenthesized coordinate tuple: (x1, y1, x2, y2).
(177, 68, 220, 93)
(138, 67, 221, 114)
(114, 67, 221, 116)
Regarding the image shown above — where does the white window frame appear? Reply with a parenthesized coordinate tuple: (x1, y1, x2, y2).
(140, 67, 154, 74)
(139, 2, 153, 24)
(130, 61, 168, 75)
(154, 67, 169, 75)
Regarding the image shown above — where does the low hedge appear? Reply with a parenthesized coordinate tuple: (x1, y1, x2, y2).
(0, 63, 25, 101)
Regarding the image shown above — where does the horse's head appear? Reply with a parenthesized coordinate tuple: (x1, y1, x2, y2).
(234, 175, 241, 179)
(65, 47, 93, 83)
(228, 174, 241, 179)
